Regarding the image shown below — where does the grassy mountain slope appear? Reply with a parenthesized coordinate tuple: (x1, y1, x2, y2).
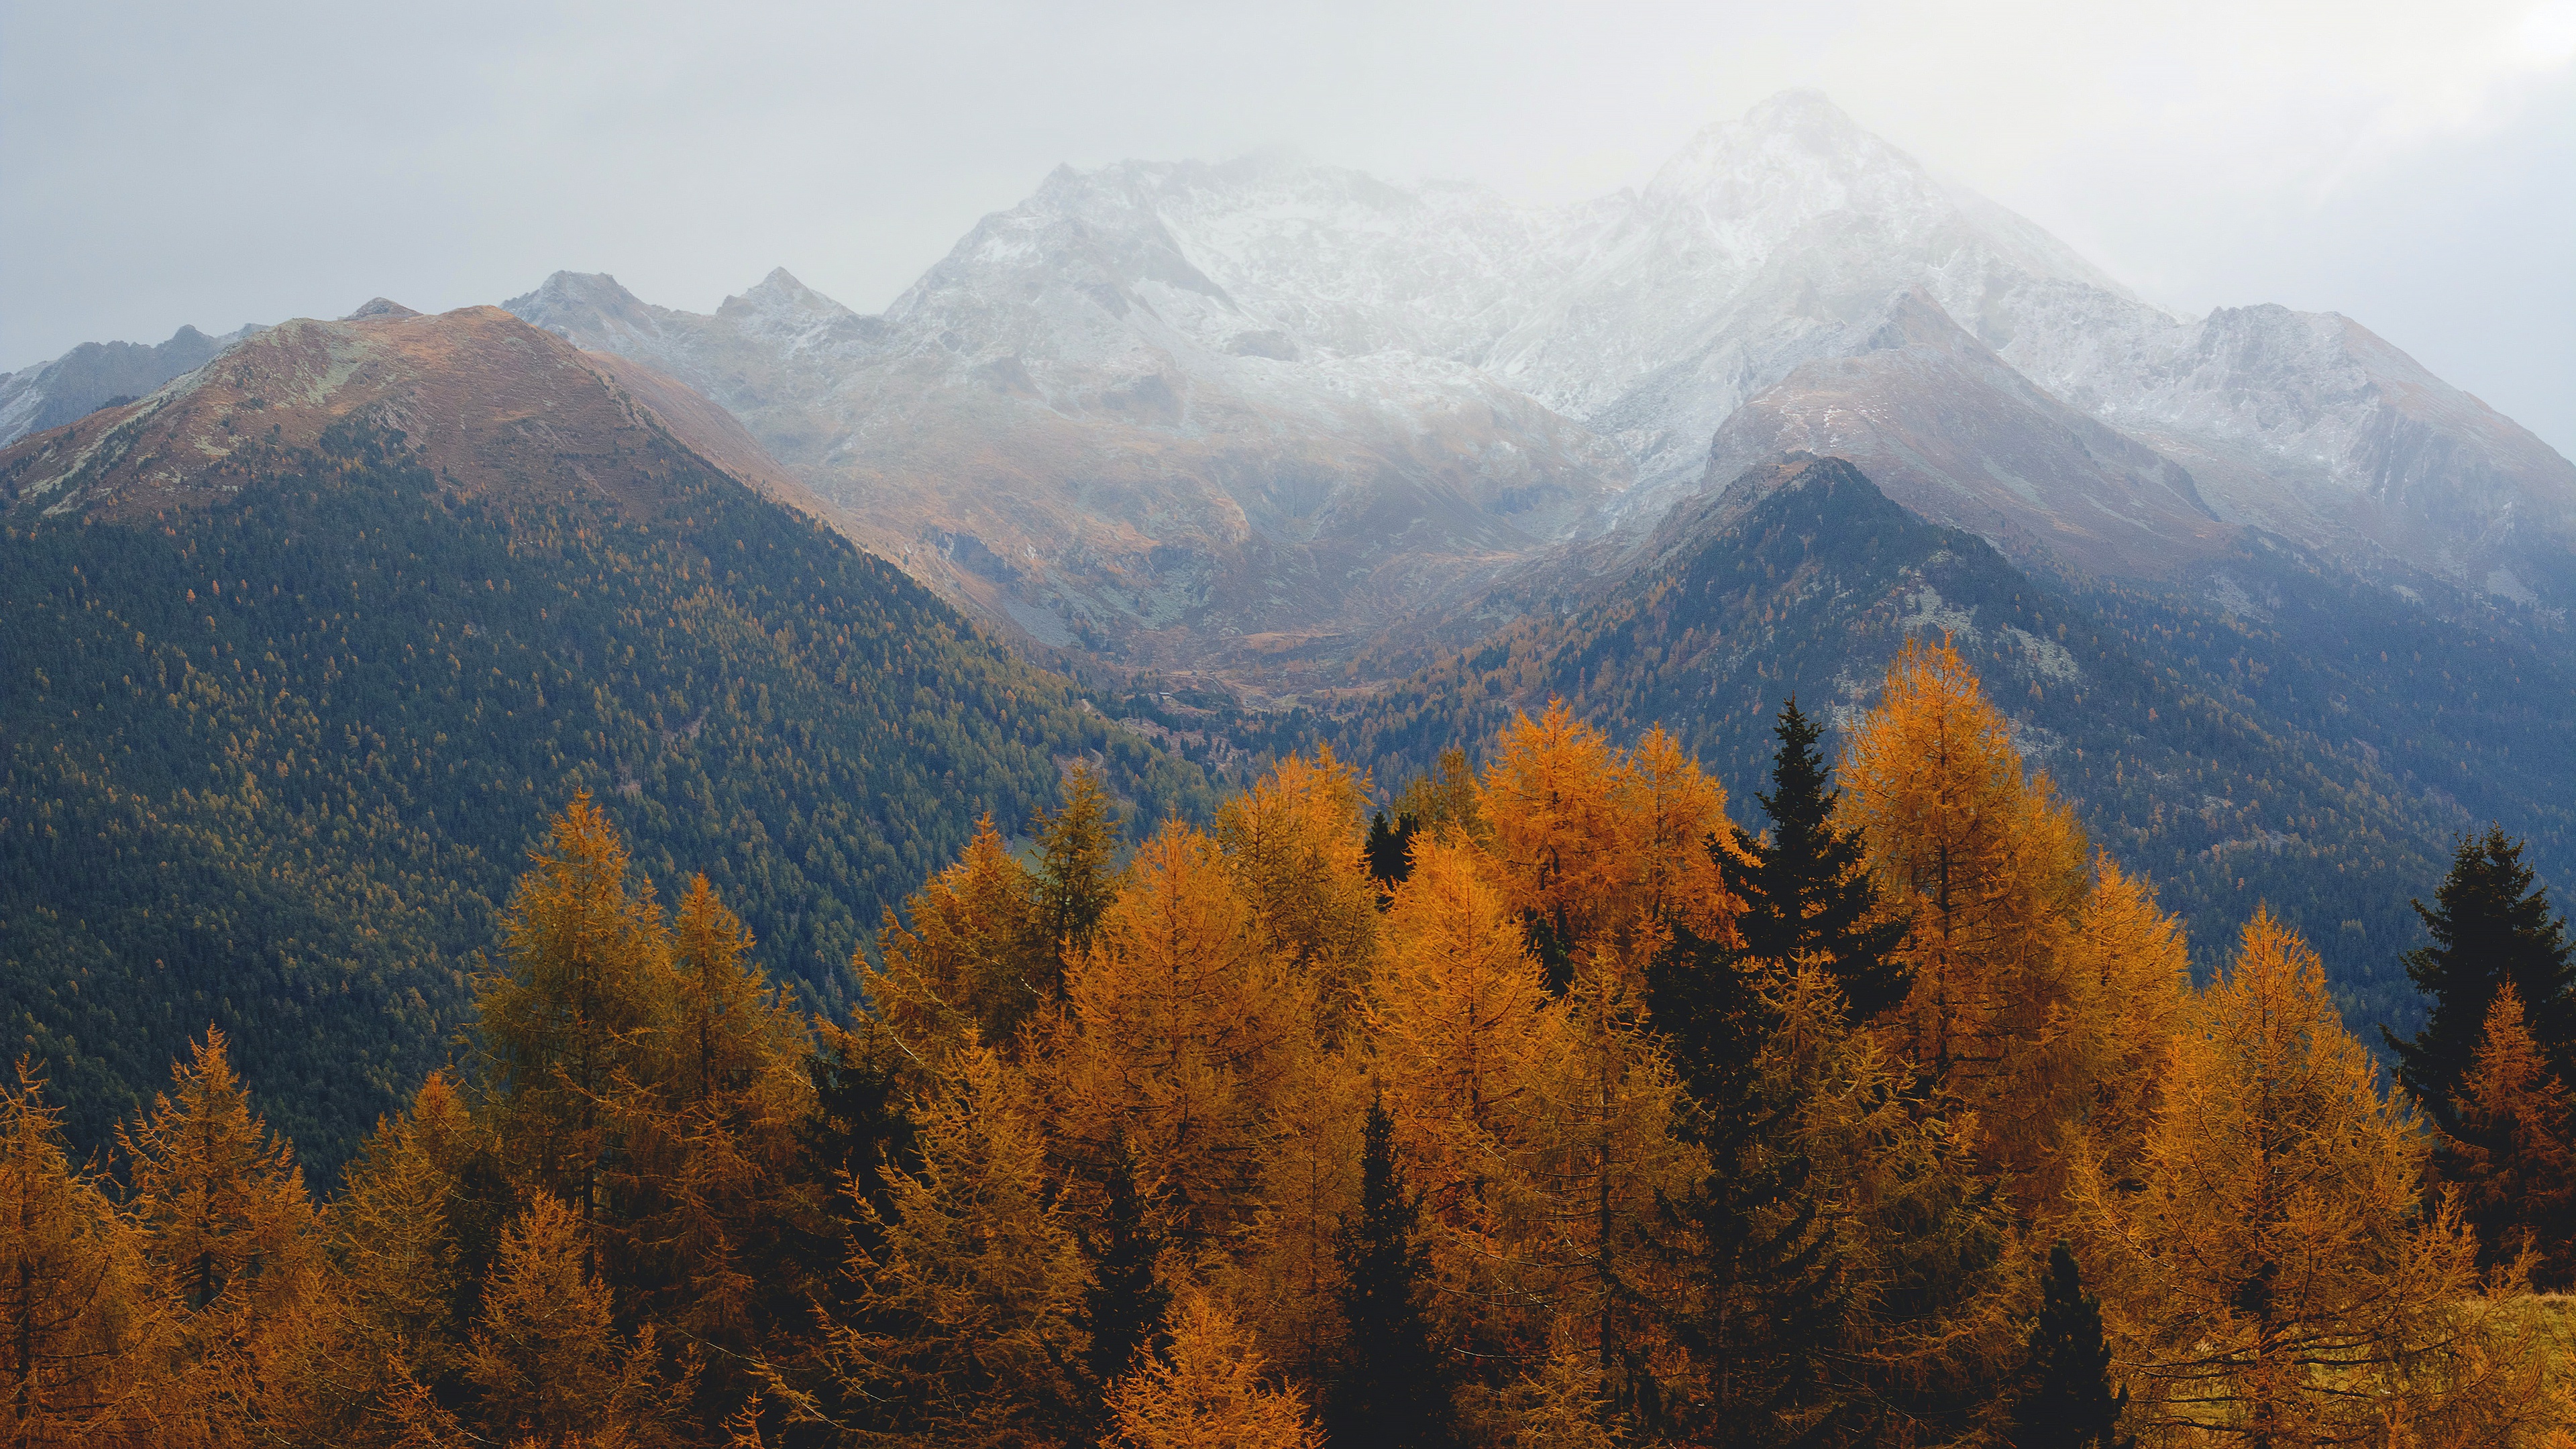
(0, 321, 1211, 1176)
(1330, 457, 2555, 1034)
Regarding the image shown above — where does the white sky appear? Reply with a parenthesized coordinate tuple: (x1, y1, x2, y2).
(6, 0, 2572, 452)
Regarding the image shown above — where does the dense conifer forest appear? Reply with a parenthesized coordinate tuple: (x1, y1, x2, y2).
(5, 641, 2571, 1446)
(0, 422, 1214, 1173)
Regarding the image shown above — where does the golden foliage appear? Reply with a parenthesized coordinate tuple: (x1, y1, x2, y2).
(2072, 909, 2548, 1445)
(1104, 1289, 1320, 1449)
(868, 813, 1043, 1059)
(0, 1061, 173, 1446)
(817, 1041, 1083, 1448)
(1045, 822, 1308, 1247)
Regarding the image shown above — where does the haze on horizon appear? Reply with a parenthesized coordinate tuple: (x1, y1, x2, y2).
(5, 0, 2573, 454)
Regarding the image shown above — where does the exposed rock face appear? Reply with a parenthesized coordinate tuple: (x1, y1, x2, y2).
(0, 305, 820, 527)
(504, 89, 2573, 674)
(1699, 290, 2231, 578)
(0, 323, 266, 447)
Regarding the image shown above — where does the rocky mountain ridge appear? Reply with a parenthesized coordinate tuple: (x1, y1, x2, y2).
(500, 91, 2573, 683)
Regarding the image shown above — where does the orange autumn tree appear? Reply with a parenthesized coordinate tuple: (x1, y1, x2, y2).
(1105, 1290, 1320, 1449)
(0, 1063, 171, 1447)
(1042, 821, 1310, 1248)
(2440, 983, 2576, 1287)
(477, 790, 674, 1240)
(1369, 833, 1574, 1358)
(1838, 635, 2097, 1192)
(2071, 909, 2550, 1446)
(608, 872, 822, 1420)
(1214, 745, 1382, 1027)
(867, 814, 1044, 1060)
(118, 1028, 327, 1438)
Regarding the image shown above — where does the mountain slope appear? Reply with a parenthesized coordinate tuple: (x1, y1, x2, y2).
(1697, 288, 2229, 577)
(0, 307, 1212, 1175)
(1330, 456, 2555, 1031)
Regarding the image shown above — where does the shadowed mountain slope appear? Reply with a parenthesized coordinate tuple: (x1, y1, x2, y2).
(1331, 457, 2574, 1030)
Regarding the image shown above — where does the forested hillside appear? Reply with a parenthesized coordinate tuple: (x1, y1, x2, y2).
(1328, 457, 2564, 1034)
(0, 418, 1211, 1173)
(9, 647, 2568, 1446)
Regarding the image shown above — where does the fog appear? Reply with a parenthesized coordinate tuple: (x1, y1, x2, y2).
(5, 0, 2571, 451)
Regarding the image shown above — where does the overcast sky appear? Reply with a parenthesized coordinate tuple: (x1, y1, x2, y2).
(6, 0, 2572, 453)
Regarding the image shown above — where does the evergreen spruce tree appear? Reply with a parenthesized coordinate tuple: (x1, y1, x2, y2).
(2009, 1243, 2131, 1449)
(1331, 1096, 1454, 1449)
(1033, 763, 1125, 998)
(1079, 1136, 1173, 1403)
(2383, 826, 2576, 1132)
(1364, 808, 1419, 892)
(1644, 920, 1843, 1446)
(1722, 698, 1909, 1023)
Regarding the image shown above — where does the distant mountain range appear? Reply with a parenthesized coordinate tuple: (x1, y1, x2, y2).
(486, 91, 2572, 679)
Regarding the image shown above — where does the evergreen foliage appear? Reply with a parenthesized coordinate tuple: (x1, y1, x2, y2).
(1077, 1136, 1173, 1404)
(0, 426, 1212, 1175)
(1722, 698, 1910, 1022)
(2385, 824, 2576, 1132)
(1, 644, 2567, 1448)
(1364, 808, 1419, 890)
(1330, 1094, 1454, 1449)
(2008, 1243, 2131, 1449)
(1032, 763, 1126, 998)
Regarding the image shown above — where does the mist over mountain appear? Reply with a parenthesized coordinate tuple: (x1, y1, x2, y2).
(508, 90, 2576, 683)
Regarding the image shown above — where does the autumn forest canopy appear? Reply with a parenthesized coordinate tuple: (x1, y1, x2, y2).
(7, 637, 2576, 1447)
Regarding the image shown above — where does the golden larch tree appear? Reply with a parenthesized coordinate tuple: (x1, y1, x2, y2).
(2440, 983, 2576, 1288)
(1214, 745, 1382, 1030)
(868, 813, 1044, 1058)
(477, 792, 675, 1238)
(1837, 635, 2091, 1171)
(0, 1061, 172, 1446)
(1105, 1289, 1321, 1449)
(1044, 821, 1307, 1248)
(118, 1027, 326, 1438)
(2071, 909, 2548, 1446)
(814, 1041, 1084, 1447)
(464, 1189, 669, 1447)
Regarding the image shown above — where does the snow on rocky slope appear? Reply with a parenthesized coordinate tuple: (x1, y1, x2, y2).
(496, 90, 2576, 672)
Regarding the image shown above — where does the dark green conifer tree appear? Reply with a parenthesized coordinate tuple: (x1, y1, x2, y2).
(1332, 1095, 1454, 1449)
(1032, 764, 1125, 998)
(2008, 1244, 2132, 1449)
(2383, 826, 2576, 1132)
(802, 1020, 920, 1252)
(1077, 1136, 1171, 1405)
(1720, 698, 1910, 1023)
(1364, 809, 1419, 892)
(1645, 914, 1843, 1447)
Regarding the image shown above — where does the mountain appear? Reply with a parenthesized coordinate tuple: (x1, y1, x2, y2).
(0, 321, 265, 448)
(1330, 455, 2573, 1030)
(0, 304, 1213, 1174)
(508, 92, 2576, 682)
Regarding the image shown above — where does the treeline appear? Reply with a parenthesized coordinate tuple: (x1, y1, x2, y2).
(7, 638, 2573, 1446)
